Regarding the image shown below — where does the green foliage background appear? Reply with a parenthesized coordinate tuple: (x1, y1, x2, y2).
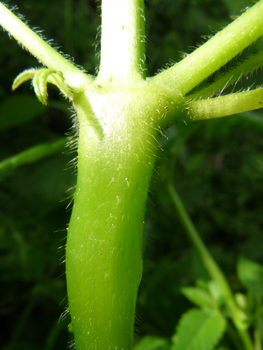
(0, 0, 262, 349)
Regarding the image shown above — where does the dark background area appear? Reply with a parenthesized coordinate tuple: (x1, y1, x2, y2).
(0, 0, 263, 349)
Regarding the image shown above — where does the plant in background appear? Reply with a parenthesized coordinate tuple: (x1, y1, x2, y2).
(155, 125, 263, 350)
(0, 1, 263, 350)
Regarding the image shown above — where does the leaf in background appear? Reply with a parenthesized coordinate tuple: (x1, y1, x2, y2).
(0, 94, 47, 131)
(0, 137, 67, 176)
(133, 336, 170, 350)
(181, 286, 213, 308)
(234, 293, 248, 310)
(171, 309, 226, 350)
(237, 256, 263, 297)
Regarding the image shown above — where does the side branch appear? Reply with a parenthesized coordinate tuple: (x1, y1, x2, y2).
(151, 0, 263, 98)
(186, 88, 263, 121)
(189, 51, 263, 100)
(0, 3, 93, 91)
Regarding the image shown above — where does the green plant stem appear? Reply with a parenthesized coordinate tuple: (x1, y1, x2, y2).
(0, 2, 92, 90)
(186, 88, 263, 121)
(152, 0, 263, 97)
(97, 0, 145, 83)
(66, 85, 162, 350)
(189, 51, 263, 100)
(0, 137, 67, 175)
(1, 1, 263, 349)
(167, 182, 254, 350)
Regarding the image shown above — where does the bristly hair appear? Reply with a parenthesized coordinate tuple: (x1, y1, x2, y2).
(3, 1, 87, 74)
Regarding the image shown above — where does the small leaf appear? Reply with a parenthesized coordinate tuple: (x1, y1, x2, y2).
(133, 336, 170, 350)
(12, 68, 37, 90)
(47, 71, 74, 100)
(32, 68, 57, 105)
(237, 256, 263, 297)
(12, 68, 73, 104)
(235, 293, 248, 310)
(171, 309, 226, 350)
(207, 281, 225, 308)
(181, 287, 213, 308)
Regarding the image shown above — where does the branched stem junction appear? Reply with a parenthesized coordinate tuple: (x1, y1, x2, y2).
(0, 1, 263, 349)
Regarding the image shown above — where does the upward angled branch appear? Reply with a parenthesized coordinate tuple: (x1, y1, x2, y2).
(97, 0, 146, 83)
(151, 0, 263, 98)
(188, 51, 263, 100)
(0, 3, 93, 91)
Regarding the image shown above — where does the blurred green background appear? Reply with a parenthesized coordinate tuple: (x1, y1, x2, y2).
(0, 0, 262, 349)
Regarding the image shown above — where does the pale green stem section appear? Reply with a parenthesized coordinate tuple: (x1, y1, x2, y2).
(97, 0, 145, 83)
(190, 51, 263, 100)
(167, 183, 254, 350)
(66, 86, 162, 350)
(186, 88, 263, 121)
(0, 137, 67, 174)
(0, 3, 92, 90)
(152, 0, 263, 98)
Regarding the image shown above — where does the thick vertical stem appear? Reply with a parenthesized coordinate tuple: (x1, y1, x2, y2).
(97, 0, 146, 82)
(66, 88, 160, 350)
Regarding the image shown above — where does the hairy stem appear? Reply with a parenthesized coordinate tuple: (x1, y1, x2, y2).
(186, 88, 263, 121)
(97, 0, 145, 83)
(152, 0, 263, 98)
(0, 3, 92, 90)
(188, 51, 263, 100)
(66, 86, 161, 350)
